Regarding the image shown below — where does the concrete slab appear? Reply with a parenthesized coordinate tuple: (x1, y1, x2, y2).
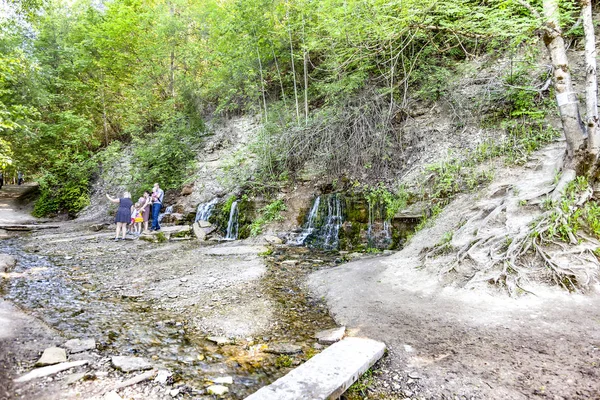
(245, 337, 385, 400)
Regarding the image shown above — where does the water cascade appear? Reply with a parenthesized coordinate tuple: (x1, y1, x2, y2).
(158, 205, 173, 224)
(366, 202, 392, 249)
(321, 194, 343, 249)
(296, 196, 321, 245)
(195, 198, 219, 223)
(225, 200, 239, 240)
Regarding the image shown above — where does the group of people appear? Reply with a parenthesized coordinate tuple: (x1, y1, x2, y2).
(0, 171, 24, 190)
(106, 183, 164, 241)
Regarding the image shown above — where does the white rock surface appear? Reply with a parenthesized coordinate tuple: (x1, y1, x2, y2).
(245, 337, 386, 400)
(0, 254, 16, 272)
(207, 384, 229, 395)
(104, 391, 123, 400)
(36, 347, 67, 367)
(14, 360, 89, 383)
(213, 376, 233, 385)
(154, 369, 173, 385)
(315, 326, 346, 345)
(111, 356, 152, 372)
(64, 338, 96, 353)
(207, 336, 234, 346)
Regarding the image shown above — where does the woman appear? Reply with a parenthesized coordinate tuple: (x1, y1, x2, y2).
(138, 190, 152, 233)
(106, 191, 133, 241)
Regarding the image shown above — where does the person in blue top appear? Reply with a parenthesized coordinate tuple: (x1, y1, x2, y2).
(151, 183, 164, 231)
(106, 191, 133, 241)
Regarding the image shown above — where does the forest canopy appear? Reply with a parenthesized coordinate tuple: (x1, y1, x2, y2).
(0, 0, 579, 215)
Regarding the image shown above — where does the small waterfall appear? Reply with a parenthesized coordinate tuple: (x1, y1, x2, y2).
(366, 201, 393, 249)
(195, 198, 219, 223)
(158, 205, 173, 224)
(296, 196, 321, 245)
(322, 194, 343, 249)
(225, 200, 239, 240)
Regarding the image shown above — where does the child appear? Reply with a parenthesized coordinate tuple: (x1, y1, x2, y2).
(131, 202, 143, 236)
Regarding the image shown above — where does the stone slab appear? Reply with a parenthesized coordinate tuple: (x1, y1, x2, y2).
(111, 356, 152, 373)
(64, 338, 96, 353)
(36, 347, 67, 367)
(245, 337, 385, 400)
(315, 326, 346, 345)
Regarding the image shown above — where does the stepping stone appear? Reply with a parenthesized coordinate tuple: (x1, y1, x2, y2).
(36, 347, 67, 367)
(111, 356, 152, 372)
(264, 343, 302, 355)
(64, 339, 96, 353)
(245, 337, 385, 400)
(315, 326, 346, 345)
(207, 385, 229, 395)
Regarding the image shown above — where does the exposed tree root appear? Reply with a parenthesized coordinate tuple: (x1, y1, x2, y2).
(423, 173, 600, 295)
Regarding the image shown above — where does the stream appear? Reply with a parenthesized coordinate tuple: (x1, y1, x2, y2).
(1, 235, 340, 398)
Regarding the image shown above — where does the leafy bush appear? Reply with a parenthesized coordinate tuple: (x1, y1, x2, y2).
(130, 114, 203, 192)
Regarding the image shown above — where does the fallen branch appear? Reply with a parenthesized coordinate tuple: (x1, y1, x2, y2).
(14, 360, 89, 383)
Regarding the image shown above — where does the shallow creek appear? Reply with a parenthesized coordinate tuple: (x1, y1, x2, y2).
(1, 237, 340, 398)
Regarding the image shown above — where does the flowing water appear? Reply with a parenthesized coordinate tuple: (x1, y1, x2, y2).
(195, 198, 219, 223)
(225, 201, 239, 240)
(295, 196, 320, 245)
(158, 205, 174, 224)
(0, 237, 339, 398)
(298, 194, 344, 250)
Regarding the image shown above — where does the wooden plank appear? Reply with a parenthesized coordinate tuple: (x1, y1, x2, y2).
(245, 337, 386, 400)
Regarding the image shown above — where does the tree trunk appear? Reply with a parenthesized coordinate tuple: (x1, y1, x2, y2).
(581, 0, 599, 156)
(287, 11, 300, 125)
(256, 46, 268, 122)
(542, 0, 585, 161)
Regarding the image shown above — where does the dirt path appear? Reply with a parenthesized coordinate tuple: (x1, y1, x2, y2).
(308, 145, 600, 400)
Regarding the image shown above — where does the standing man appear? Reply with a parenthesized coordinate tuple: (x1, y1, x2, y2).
(151, 182, 164, 231)
(0, 171, 3, 190)
(17, 171, 23, 185)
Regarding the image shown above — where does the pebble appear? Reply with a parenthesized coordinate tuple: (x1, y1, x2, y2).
(169, 388, 180, 397)
(207, 385, 229, 396)
(180, 278, 188, 282)
(207, 336, 234, 346)
(104, 391, 123, 400)
(213, 376, 233, 385)
(154, 369, 173, 385)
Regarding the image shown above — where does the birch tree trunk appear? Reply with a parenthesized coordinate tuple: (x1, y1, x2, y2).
(581, 0, 599, 156)
(542, 0, 584, 160)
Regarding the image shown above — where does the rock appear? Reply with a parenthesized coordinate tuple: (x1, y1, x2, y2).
(64, 339, 96, 354)
(313, 343, 324, 350)
(315, 326, 346, 345)
(15, 360, 89, 383)
(213, 376, 233, 385)
(265, 343, 302, 355)
(36, 347, 67, 367)
(64, 372, 86, 385)
(89, 224, 105, 232)
(154, 369, 173, 385)
(169, 388, 180, 397)
(111, 356, 152, 373)
(180, 278, 188, 283)
(181, 184, 194, 196)
(281, 260, 298, 266)
(198, 220, 212, 228)
(193, 222, 207, 241)
(264, 235, 283, 244)
(0, 254, 16, 272)
(207, 337, 234, 346)
(0, 229, 11, 239)
(207, 385, 229, 396)
(104, 391, 123, 400)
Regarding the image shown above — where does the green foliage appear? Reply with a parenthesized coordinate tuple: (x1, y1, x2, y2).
(364, 184, 409, 221)
(130, 114, 203, 193)
(249, 199, 287, 236)
(274, 355, 294, 368)
(344, 367, 374, 399)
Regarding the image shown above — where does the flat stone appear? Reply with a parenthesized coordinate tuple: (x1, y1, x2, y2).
(169, 388, 180, 397)
(281, 260, 298, 266)
(213, 376, 233, 385)
(36, 347, 67, 367)
(246, 337, 386, 400)
(64, 372, 86, 385)
(104, 391, 123, 400)
(111, 356, 152, 373)
(265, 343, 302, 355)
(0, 254, 16, 272)
(264, 235, 283, 244)
(207, 385, 229, 396)
(198, 220, 212, 228)
(64, 339, 96, 353)
(193, 222, 207, 240)
(315, 326, 346, 345)
(154, 369, 172, 385)
(207, 336, 234, 346)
